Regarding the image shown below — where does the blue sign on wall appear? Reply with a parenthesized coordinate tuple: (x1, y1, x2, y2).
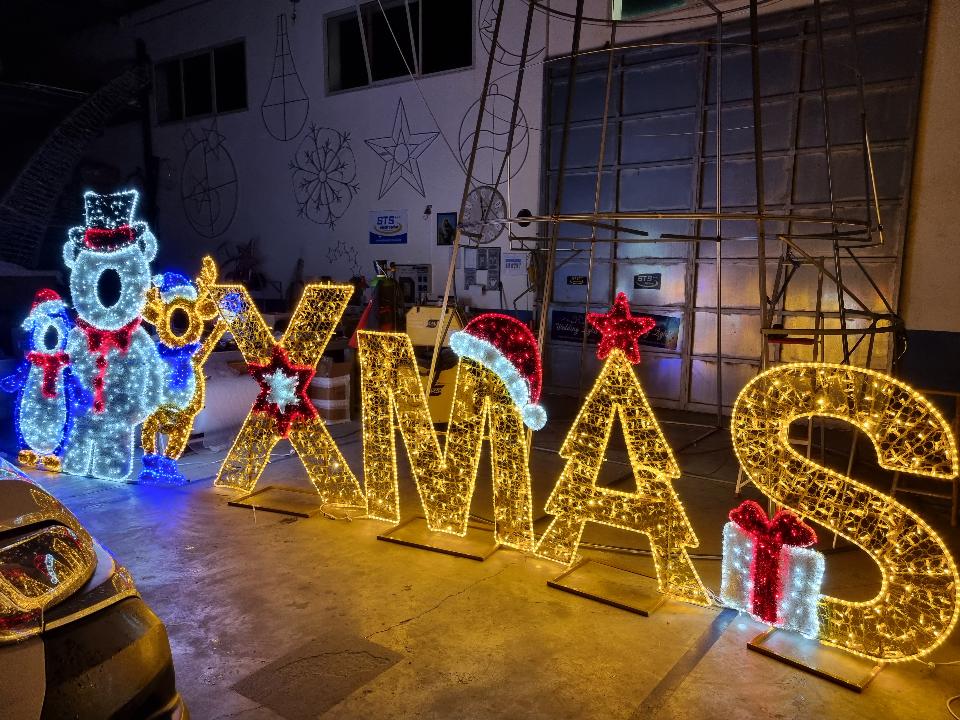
(369, 210, 408, 244)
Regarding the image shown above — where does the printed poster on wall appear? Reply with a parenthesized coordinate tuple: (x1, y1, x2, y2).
(550, 310, 680, 351)
(369, 210, 408, 244)
(504, 253, 525, 276)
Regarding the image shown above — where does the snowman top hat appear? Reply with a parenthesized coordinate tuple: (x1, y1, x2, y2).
(67, 189, 150, 252)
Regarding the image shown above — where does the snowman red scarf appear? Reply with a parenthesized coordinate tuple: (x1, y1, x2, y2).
(75, 317, 141, 413)
(26, 351, 70, 399)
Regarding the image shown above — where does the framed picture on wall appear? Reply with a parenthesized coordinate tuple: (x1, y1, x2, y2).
(437, 211, 457, 246)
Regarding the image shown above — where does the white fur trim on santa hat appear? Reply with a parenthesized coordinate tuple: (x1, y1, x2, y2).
(450, 331, 546, 430)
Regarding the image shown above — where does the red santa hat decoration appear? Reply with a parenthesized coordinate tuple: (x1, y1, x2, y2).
(450, 313, 547, 430)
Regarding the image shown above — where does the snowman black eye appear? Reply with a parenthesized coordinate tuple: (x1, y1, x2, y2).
(97, 269, 122, 308)
(42, 325, 60, 350)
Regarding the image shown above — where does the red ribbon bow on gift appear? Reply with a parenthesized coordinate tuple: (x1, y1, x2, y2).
(729, 499, 818, 625)
(26, 351, 69, 399)
(75, 318, 141, 413)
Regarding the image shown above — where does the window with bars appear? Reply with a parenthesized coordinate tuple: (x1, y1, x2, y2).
(154, 41, 247, 123)
(326, 0, 472, 93)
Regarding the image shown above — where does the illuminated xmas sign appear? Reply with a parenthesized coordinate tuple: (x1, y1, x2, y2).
(357, 330, 537, 549)
(205, 282, 365, 507)
(14, 192, 958, 668)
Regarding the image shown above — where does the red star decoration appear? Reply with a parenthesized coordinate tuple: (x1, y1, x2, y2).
(587, 292, 656, 365)
(248, 345, 317, 437)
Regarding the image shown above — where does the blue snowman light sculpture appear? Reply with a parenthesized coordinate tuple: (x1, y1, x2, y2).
(1, 289, 89, 471)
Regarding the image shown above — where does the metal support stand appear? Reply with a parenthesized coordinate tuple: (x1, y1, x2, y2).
(546, 558, 666, 616)
(748, 627, 884, 692)
(376, 516, 500, 561)
(229, 485, 333, 518)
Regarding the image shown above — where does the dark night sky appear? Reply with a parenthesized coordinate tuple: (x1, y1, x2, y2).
(0, 1, 162, 88)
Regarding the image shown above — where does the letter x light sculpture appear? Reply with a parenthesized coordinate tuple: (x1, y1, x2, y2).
(208, 283, 364, 506)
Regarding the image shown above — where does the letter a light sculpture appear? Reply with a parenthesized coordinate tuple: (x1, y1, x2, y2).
(209, 283, 364, 506)
(536, 293, 710, 606)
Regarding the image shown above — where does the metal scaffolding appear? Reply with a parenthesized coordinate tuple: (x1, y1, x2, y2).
(435, 0, 917, 432)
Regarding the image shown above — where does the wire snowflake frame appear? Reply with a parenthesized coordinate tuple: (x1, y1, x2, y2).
(731, 363, 960, 661)
(290, 124, 359, 229)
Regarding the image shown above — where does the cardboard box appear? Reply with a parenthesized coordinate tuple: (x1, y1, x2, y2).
(311, 398, 350, 425)
(405, 306, 463, 347)
(309, 373, 350, 403)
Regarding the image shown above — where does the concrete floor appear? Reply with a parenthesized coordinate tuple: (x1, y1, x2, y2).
(22, 411, 960, 720)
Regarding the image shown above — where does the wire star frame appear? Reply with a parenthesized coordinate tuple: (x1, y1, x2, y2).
(364, 98, 439, 199)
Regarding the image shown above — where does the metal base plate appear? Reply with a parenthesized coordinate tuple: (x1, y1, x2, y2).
(377, 516, 499, 561)
(228, 485, 328, 518)
(748, 627, 884, 692)
(547, 558, 665, 616)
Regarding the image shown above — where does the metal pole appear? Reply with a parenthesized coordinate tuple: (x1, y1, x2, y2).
(813, 0, 850, 363)
(534, 0, 587, 366)
(749, 0, 769, 370)
(429, 0, 507, 387)
(578, 22, 618, 397)
(704, 0, 724, 425)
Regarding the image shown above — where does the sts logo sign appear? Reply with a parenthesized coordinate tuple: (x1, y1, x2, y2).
(369, 210, 408, 244)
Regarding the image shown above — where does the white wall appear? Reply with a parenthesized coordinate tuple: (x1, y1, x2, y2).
(86, 0, 948, 334)
(124, 0, 547, 311)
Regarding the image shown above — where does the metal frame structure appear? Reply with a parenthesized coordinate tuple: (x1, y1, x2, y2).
(443, 0, 920, 429)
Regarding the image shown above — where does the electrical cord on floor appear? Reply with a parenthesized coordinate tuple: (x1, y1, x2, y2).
(916, 658, 960, 719)
(319, 503, 367, 521)
(466, 513, 726, 561)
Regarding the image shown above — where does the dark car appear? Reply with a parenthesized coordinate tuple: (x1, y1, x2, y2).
(0, 460, 187, 719)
